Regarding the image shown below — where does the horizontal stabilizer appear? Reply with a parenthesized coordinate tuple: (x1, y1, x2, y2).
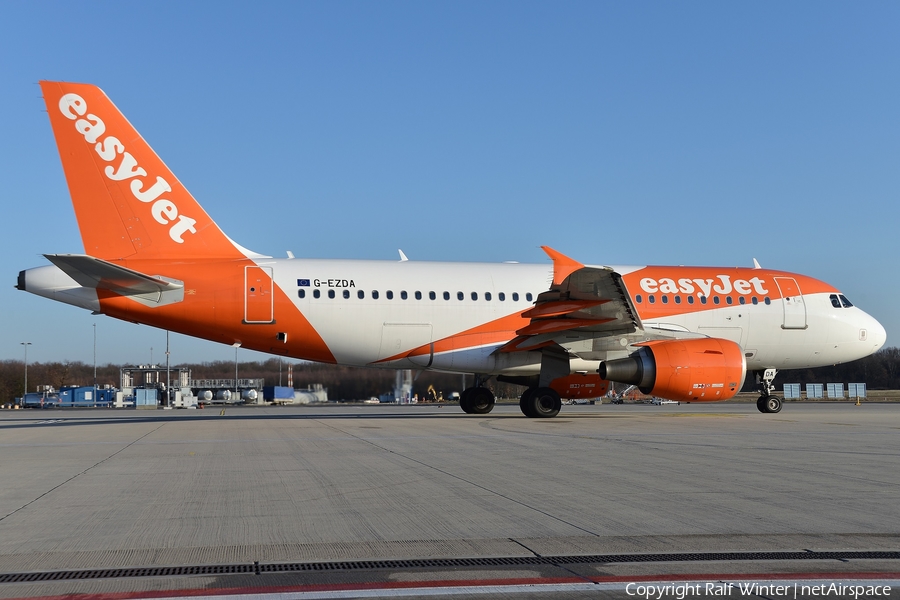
(44, 254, 183, 297)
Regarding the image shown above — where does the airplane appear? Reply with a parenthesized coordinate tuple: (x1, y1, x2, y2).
(16, 81, 887, 418)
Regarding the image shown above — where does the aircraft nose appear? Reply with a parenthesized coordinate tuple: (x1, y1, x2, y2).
(867, 314, 887, 352)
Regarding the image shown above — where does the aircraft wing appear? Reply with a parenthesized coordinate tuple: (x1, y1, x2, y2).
(44, 254, 184, 297)
(499, 246, 641, 353)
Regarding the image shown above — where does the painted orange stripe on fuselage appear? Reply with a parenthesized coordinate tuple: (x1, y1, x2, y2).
(376, 309, 531, 363)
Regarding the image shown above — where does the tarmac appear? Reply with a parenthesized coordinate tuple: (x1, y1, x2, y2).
(0, 401, 898, 598)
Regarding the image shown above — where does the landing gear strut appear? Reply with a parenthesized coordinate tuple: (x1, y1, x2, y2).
(755, 368, 782, 414)
(459, 375, 495, 414)
(518, 349, 568, 418)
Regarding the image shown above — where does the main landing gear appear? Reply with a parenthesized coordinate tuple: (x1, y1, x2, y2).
(519, 387, 561, 418)
(518, 348, 568, 418)
(459, 376, 495, 414)
(756, 368, 782, 414)
(460, 350, 570, 418)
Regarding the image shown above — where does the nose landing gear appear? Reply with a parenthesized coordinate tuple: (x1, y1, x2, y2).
(756, 368, 782, 413)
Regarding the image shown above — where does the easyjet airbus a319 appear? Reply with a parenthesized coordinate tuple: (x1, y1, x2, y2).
(17, 81, 886, 417)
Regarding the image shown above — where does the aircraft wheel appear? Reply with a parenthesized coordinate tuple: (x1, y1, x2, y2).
(522, 387, 561, 418)
(756, 396, 768, 413)
(468, 387, 495, 414)
(459, 388, 474, 414)
(765, 395, 783, 414)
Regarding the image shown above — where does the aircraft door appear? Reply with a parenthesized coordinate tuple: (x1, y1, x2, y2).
(774, 277, 806, 330)
(244, 266, 274, 323)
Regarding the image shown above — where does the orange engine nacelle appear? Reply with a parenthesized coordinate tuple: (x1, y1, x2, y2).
(549, 373, 610, 399)
(597, 338, 746, 402)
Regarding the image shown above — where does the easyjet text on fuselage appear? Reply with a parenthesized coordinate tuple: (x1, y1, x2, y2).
(639, 274, 769, 298)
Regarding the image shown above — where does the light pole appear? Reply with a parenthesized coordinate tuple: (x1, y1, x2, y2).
(20, 342, 32, 401)
(165, 331, 171, 407)
(93, 323, 97, 387)
(233, 343, 241, 402)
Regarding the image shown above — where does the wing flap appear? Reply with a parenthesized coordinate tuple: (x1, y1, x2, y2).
(497, 247, 641, 355)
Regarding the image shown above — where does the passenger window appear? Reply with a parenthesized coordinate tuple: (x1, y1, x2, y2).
(471, 292, 478, 301)
(457, 291, 464, 301)
(414, 291, 421, 300)
(764, 297, 771, 305)
(512, 293, 519, 301)
(839, 294, 853, 308)
(328, 290, 335, 299)
(700, 296, 707, 305)
(726, 296, 733, 305)
(674, 296, 681, 304)
(649, 295, 656, 304)
(498, 292, 506, 301)
(313, 289, 321, 299)
(443, 291, 450, 300)
(372, 290, 379, 299)
(401, 291, 408, 300)
(429, 291, 436, 300)
(298, 289, 305, 299)
(386, 291, 394, 300)
(687, 296, 694, 305)
(343, 290, 350, 299)
(713, 296, 720, 305)
(751, 297, 758, 305)
(526, 293, 533, 302)
(358, 290, 365, 299)
(636, 294, 642, 303)
(485, 292, 492, 301)
(739, 296, 745, 305)
(661, 295, 668, 304)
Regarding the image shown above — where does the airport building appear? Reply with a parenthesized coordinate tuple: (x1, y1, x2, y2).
(8, 364, 328, 409)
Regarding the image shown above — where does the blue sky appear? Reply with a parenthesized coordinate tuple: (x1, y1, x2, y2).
(1, 1, 897, 366)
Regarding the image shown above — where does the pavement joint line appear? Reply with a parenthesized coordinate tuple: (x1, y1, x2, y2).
(507, 538, 541, 557)
(0, 423, 167, 524)
(313, 419, 603, 537)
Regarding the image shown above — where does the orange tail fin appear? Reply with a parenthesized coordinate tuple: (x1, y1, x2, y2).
(40, 81, 243, 261)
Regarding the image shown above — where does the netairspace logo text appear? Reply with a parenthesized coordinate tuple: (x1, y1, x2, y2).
(625, 582, 892, 599)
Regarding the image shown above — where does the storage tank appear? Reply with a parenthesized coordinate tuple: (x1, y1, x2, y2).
(241, 389, 258, 402)
(215, 390, 232, 402)
(199, 390, 213, 402)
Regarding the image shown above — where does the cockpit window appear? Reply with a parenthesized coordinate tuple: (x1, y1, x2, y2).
(830, 294, 842, 308)
(839, 294, 853, 308)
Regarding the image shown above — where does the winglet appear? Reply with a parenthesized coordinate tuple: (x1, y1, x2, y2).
(541, 246, 584, 286)
(753, 258, 762, 269)
(398, 249, 409, 262)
